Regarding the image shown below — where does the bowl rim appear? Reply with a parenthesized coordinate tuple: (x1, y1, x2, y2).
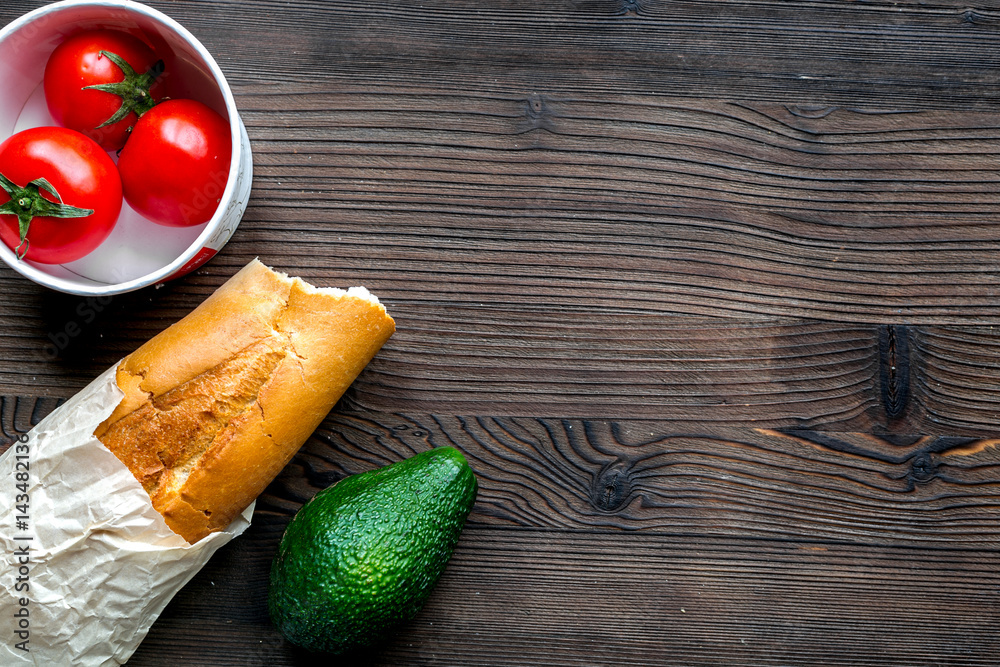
(0, 0, 244, 296)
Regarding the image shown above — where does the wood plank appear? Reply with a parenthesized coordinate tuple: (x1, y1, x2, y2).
(234, 96, 1000, 323)
(275, 412, 1000, 546)
(346, 313, 1000, 436)
(6, 313, 1000, 435)
(21, 0, 993, 110)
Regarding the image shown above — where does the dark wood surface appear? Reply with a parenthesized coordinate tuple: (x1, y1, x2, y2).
(2, 0, 1000, 664)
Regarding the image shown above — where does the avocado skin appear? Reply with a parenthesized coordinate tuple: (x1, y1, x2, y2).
(268, 446, 478, 654)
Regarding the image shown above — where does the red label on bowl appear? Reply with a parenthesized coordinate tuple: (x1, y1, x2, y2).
(158, 246, 217, 283)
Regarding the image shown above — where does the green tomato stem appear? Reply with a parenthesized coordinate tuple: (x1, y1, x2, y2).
(0, 173, 94, 260)
(82, 50, 164, 129)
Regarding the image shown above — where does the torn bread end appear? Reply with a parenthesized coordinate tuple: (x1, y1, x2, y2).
(95, 259, 395, 543)
(259, 258, 385, 309)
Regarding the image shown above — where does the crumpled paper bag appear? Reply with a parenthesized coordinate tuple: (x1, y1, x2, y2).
(0, 365, 253, 666)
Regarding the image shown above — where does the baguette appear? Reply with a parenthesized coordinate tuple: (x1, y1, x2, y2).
(94, 259, 395, 544)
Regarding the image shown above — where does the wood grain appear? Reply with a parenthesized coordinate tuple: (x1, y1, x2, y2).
(255, 412, 1000, 546)
(1, 0, 1000, 665)
(7, 314, 1000, 436)
(348, 314, 1000, 436)
(235, 95, 1000, 323)
(76, 0, 1000, 110)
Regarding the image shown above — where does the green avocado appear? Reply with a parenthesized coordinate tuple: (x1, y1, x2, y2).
(268, 446, 478, 654)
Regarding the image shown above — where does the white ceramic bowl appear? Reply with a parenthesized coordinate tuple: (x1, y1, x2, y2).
(0, 0, 252, 295)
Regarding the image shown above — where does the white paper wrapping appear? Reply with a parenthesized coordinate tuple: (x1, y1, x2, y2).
(0, 365, 253, 666)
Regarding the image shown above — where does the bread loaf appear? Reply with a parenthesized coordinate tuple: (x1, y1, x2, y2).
(94, 259, 395, 544)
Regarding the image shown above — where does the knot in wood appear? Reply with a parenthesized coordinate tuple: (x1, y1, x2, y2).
(962, 9, 988, 24)
(591, 461, 633, 512)
(520, 94, 558, 135)
(785, 104, 838, 119)
(525, 94, 546, 119)
(909, 453, 937, 483)
(878, 325, 911, 422)
(620, 0, 641, 15)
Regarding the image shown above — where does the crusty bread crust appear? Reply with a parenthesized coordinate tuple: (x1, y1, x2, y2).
(95, 259, 395, 543)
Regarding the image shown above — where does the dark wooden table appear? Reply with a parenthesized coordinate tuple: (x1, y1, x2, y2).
(3, 0, 1000, 664)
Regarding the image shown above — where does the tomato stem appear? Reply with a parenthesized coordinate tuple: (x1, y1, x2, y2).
(82, 50, 164, 130)
(0, 174, 94, 260)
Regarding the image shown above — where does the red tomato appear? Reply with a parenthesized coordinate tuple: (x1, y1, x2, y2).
(117, 99, 232, 227)
(0, 127, 122, 264)
(44, 30, 162, 151)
